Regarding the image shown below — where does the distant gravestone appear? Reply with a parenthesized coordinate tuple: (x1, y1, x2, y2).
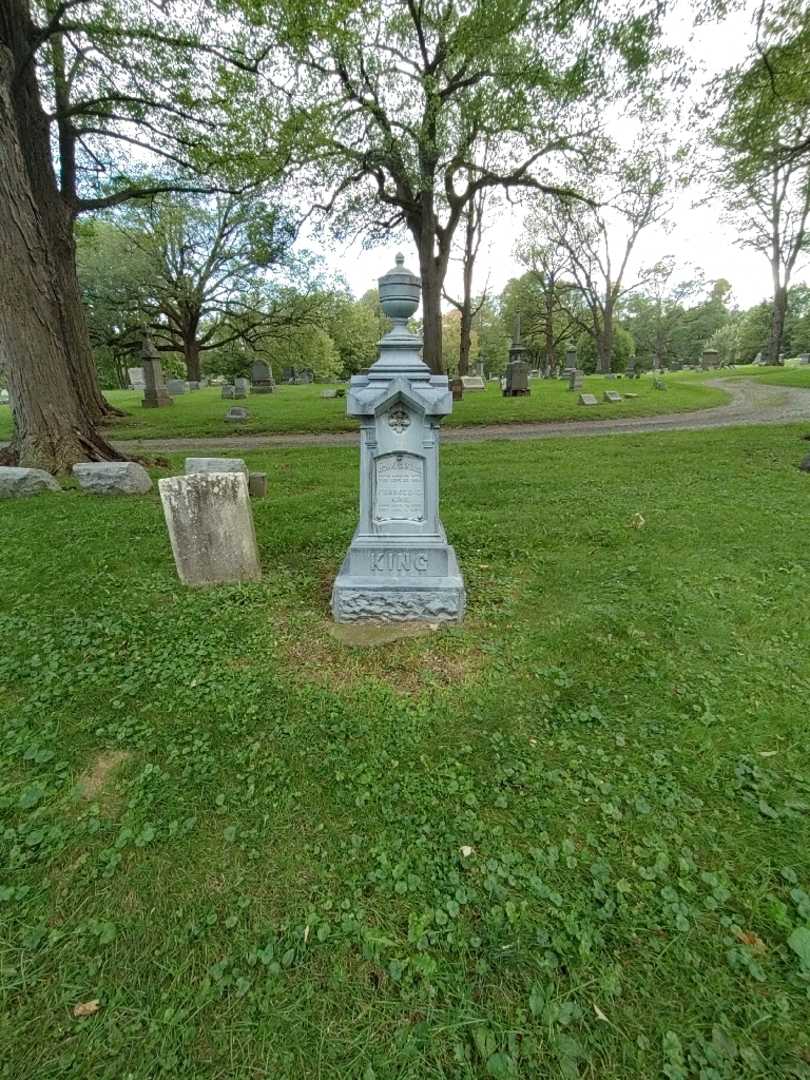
(461, 375, 486, 391)
(141, 337, 172, 409)
(449, 377, 463, 401)
(167, 379, 186, 395)
(248, 472, 267, 497)
(128, 366, 146, 390)
(73, 461, 152, 495)
(184, 457, 248, 476)
(250, 361, 275, 393)
(701, 348, 720, 370)
(224, 406, 250, 422)
(624, 392, 639, 399)
(221, 385, 235, 399)
(188, 381, 200, 391)
(603, 390, 623, 403)
(159, 472, 261, 587)
(233, 377, 249, 398)
(0, 467, 60, 498)
(503, 360, 530, 396)
(320, 388, 339, 399)
(568, 368, 583, 392)
(800, 354, 810, 366)
(578, 393, 599, 406)
(653, 378, 668, 391)
(0, 389, 9, 405)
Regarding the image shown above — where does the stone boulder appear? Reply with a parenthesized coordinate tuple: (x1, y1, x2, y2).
(73, 461, 152, 495)
(0, 467, 60, 498)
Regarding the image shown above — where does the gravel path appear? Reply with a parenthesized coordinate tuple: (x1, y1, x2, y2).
(101, 378, 810, 453)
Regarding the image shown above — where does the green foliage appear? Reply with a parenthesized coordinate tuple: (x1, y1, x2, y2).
(577, 325, 635, 372)
(1, 423, 810, 1076)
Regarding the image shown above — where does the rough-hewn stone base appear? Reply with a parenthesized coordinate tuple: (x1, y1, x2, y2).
(331, 546, 465, 623)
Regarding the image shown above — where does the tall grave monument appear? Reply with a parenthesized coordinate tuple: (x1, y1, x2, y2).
(331, 254, 465, 623)
(503, 316, 530, 396)
(141, 336, 172, 408)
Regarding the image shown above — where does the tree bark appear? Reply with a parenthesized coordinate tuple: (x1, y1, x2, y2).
(0, 31, 123, 471)
(766, 282, 787, 365)
(184, 335, 202, 382)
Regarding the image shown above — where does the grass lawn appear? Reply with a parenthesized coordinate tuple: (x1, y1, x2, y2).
(670, 364, 810, 390)
(2, 424, 810, 1078)
(0, 377, 729, 444)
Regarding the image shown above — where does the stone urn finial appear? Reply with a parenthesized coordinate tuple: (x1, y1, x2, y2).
(378, 252, 421, 324)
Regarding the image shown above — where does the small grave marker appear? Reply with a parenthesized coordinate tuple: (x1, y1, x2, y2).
(224, 406, 249, 422)
(578, 393, 599, 406)
(603, 390, 623, 403)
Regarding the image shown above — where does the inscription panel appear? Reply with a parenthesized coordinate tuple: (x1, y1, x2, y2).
(374, 453, 424, 522)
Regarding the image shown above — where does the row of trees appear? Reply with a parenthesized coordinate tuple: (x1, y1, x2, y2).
(1, 0, 808, 470)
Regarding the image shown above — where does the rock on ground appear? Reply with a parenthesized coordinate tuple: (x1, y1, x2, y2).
(73, 461, 152, 495)
(0, 467, 60, 498)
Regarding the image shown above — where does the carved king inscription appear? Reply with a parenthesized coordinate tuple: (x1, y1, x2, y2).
(374, 453, 424, 522)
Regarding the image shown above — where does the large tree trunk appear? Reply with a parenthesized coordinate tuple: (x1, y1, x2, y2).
(0, 33, 124, 471)
(184, 335, 202, 382)
(412, 202, 446, 375)
(597, 299, 614, 374)
(766, 283, 787, 365)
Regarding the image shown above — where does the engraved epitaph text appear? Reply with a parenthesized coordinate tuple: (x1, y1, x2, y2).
(374, 453, 424, 522)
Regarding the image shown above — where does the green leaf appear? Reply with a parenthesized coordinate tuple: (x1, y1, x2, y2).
(18, 785, 44, 810)
(787, 926, 810, 968)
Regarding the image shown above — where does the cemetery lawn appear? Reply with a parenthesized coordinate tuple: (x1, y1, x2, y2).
(3, 422, 810, 1079)
(0, 378, 728, 443)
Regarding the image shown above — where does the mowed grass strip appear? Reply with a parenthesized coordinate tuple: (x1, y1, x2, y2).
(1, 424, 809, 1078)
(0, 376, 729, 443)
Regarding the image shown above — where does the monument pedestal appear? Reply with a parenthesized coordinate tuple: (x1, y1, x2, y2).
(331, 255, 465, 624)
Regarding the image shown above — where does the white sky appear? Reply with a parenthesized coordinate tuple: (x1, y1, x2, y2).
(308, 1, 809, 311)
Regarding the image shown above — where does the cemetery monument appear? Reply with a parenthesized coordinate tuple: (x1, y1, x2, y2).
(141, 337, 172, 409)
(503, 316, 531, 397)
(331, 254, 465, 623)
(251, 361, 275, 393)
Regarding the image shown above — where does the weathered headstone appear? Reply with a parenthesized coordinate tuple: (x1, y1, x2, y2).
(184, 457, 248, 475)
(73, 461, 152, 495)
(461, 375, 486, 391)
(0, 467, 60, 498)
(449, 377, 463, 401)
(568, 368, 584, 392)
(127, 366, 146, 390)
(800, 354, 810, 366)
(248, 472, 267, 497)
(624, 392, 639, 399)
(159, 472, 261, 586)
(320, 388, 339, 399)
(250, 361, 275, 393)
(224, 406, 250, 422)
(234, 377, 250, 399)
(221, 385, 235, 399)
(188, 381, 200, 391)
(578, 393, 599, 406)
(0, 389, 9, 405)
(603, 390, 623, 403)
(167, 379, 186, 395)
(331, 253, 465, 624)
(141, 337, 172, 408)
